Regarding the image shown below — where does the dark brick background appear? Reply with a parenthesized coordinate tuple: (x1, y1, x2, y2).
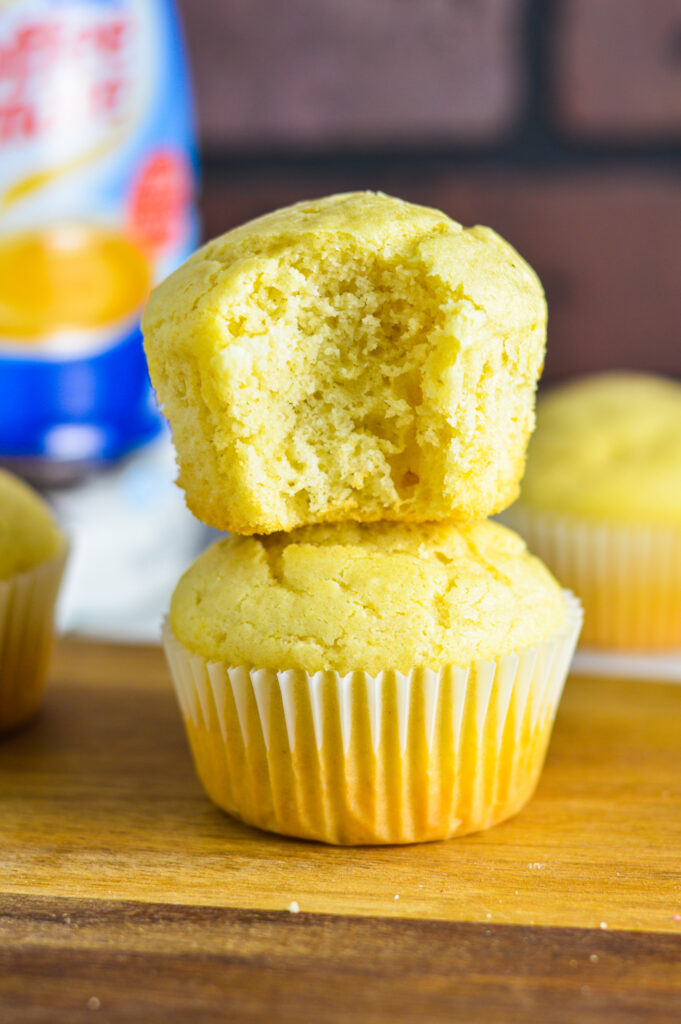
(554, 0, 681, 139)
(179, 0, 525, 149)
(176, 0, 681, 381)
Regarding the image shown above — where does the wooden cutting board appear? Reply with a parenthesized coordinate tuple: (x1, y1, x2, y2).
(1, 639, 680, 1023)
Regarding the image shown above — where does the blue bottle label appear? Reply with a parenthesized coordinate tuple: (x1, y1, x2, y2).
(0, 0, 198, 465)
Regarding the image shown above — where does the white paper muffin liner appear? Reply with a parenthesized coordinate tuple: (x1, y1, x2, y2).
(0, 544, 68, 733)
(162, 591, 582, 845)
(503, 504, 681, 652)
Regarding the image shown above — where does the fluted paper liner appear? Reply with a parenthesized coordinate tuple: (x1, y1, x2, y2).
(162, 592, 582, 845)
(504, 505, 681, 651)
(0, 543, 67, 733)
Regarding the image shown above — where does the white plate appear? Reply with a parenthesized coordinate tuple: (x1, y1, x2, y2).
(572, 648, 681, 683)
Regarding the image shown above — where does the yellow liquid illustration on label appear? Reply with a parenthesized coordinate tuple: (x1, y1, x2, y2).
(0, 224, 151, 341)
(1, 130, 126, 213)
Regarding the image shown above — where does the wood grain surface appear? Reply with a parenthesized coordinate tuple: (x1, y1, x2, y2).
(2, 893, 680, 1024)
(1, 640, 681, 1021)
(1, 641, 680, 934)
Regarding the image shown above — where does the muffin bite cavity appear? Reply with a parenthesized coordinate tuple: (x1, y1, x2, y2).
(143, 191, 547, 534)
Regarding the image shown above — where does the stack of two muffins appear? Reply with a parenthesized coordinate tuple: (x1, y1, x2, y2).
(143, 193, 582, 845)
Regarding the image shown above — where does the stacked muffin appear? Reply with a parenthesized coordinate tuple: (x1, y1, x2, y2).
(143, 192, 582, 844)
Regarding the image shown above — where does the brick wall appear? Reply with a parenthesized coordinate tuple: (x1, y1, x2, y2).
(176, 0, 681, 381)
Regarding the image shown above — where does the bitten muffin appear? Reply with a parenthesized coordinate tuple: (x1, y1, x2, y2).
(0, 469, 67, 732)
(504, 373, 681, 650)
(143, 191, 547, 535)
(163, 520, 581, 844)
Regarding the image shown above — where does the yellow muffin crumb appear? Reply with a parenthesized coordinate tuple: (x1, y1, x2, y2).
(144, 191, 546, 534)
(170, 519, 565, 675)
(520, 373, 681, 525)
(0, 468, 64, 579)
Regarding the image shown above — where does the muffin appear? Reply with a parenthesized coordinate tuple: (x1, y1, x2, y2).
(143, 191, 547, 534)
(0, 469, 67, 732)
(163, 520, 582, 845)
(503, 373, 681, 650)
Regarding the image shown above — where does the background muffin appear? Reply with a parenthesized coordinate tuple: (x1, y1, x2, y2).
(164, 519, 581, 844)
(143, 191, 547, 534)
(0, 469, 67, 732)
(504, 373, 681, 650)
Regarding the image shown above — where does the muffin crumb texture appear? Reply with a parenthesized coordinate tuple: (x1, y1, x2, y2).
(170, 519, 566, 675)
(144, 191, 546, 533)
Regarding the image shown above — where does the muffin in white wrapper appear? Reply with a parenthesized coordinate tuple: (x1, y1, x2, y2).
(0, 544, 68, 733)
(503, 504, 681, 652)
(509, 373, 681, 653)
(162, 591, 582, 845)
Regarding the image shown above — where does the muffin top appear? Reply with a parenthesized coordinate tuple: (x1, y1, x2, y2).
(143, 190, 546, 534)
(170, 520, 565, 674)
(0, 468, 64, 580)
(519, 373, 681, 525)
(145, 190, 543, 337)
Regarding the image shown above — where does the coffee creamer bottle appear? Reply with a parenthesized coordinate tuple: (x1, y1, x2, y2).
(0, 0, 198, 480)
(0, 0, 203, 638)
